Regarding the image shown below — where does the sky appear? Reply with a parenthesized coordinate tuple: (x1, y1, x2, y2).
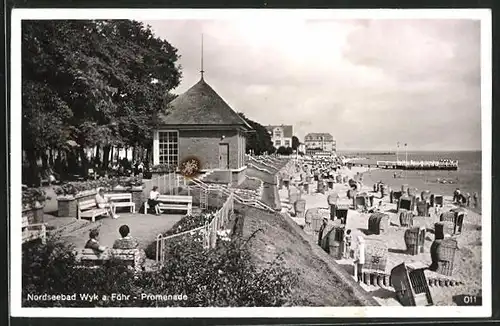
(143, 18, 482, 151)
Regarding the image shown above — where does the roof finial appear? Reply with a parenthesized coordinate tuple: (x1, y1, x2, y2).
(200, 33, 204, 80)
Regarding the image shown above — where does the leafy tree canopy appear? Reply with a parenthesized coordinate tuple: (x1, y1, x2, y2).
(237, 113, 275, 155)
(292, 136, 300, 150)
(22, 19, 182, 152)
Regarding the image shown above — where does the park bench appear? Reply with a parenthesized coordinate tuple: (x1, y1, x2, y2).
(77, 199, 109, 222)
(22, 216, 47, 244)
(104, 193, 136, 214)
(75, 248, 143, 273)
(144, 195, 193, 215)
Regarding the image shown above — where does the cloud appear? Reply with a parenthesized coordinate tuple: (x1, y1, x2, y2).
(143, 17, 482, 150)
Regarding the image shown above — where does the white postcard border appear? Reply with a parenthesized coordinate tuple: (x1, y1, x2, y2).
(10, 8, 492, 318)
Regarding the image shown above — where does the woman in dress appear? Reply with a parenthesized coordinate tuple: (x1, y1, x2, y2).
(148, 186, 162, 215)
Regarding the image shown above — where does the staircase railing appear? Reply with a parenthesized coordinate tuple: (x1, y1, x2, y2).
(247, 162, 275, 175)
(188, 177, 276, 213)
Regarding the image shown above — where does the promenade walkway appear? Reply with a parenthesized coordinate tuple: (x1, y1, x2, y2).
(40, 186, 184, 251)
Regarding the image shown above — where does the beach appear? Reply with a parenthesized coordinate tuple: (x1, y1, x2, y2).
(343, 150, 482, 214)
(280, 163, 482, 306)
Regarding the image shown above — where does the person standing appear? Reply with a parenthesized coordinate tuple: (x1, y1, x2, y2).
(318, 217, 329, 246)
(343, 229, 352, 259)
(473, 192, 479, 208)
(354, 236, 365, 283)
(453, 188, 461, 203)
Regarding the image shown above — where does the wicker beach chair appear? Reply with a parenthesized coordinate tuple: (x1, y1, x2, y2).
(430, 237, 459, 277)
(391, 262, 434, 306)
(368, 213, 389, 235)
(399, 210, 414, 227)
(404, 227, 426, 255)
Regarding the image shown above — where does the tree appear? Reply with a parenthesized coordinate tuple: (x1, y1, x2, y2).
(291, 136, 300, 151)
(22, 20, 182, 184)
(237, 113, 275, 155)
(276, 146, 293, 155)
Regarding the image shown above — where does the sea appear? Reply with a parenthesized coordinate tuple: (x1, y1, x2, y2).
(338, 150, 483, 214)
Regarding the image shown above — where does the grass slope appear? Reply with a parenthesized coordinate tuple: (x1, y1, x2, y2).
(241, 205, 379, 306)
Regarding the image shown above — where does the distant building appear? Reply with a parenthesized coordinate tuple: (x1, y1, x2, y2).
(266, 125, 293, 148)
(304, 133, 336, 152)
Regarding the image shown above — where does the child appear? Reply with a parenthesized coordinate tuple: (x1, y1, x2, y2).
(344, 229, 352, 259)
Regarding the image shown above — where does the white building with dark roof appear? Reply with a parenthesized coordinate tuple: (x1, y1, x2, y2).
(266, 125, 293, 148)
(304, 133, 336, 153)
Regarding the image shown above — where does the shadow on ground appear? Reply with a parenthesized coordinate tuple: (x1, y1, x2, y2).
(370, 288, 397, 300)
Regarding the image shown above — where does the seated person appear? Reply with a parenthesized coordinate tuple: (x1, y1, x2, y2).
(148, 186, 162, 215)
(85, 229, 106, 253)
(95, 188, 119, 218)
(113, 225, 140, 249)
(113, 225, 146, 270)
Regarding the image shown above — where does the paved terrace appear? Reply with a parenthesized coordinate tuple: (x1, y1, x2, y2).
(41, 158, 291, 250)
(42, 186, 184, 250)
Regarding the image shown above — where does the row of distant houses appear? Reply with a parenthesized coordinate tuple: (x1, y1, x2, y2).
(265, 125, 336, 154)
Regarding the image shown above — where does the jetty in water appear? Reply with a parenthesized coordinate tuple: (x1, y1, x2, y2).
(348, 159, 459, 171)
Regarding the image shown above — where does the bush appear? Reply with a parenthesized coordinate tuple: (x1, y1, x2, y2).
(22, 240, 137, 307)
(22, 187, 50, 209)
(276, 146, 293, 156)
(150, 163, 177, 173)
(23, 234, 297, 307)
(138, 234, 298, 307)
(53, 176, 143, 196)
(144, 211, 217, 259)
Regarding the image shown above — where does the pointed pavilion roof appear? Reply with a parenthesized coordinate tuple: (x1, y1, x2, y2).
(158, 78, 252, 130)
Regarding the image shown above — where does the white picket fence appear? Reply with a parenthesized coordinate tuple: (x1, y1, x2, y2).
(155, 193, 235, 264)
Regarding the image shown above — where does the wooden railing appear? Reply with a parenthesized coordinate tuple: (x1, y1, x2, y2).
(156, 193, 235, 264)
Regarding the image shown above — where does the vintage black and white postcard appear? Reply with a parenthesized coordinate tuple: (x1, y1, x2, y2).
(10, 8, 492, 318)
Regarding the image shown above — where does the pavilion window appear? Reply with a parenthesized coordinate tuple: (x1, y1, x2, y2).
(158, 131, 179, 167)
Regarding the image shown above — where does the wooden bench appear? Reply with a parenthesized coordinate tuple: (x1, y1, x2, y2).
(77, 199, 109, 222)
(144, 195, 193, 215)
(75, 248, 142, 273)
(22, 216, 47, 244)
(104, 193, 136, 214)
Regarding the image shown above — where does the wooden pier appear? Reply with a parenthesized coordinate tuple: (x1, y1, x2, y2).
(347, 160, 458, 171)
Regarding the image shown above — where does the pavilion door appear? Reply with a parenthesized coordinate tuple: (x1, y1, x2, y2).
(219, 143, 229, 169)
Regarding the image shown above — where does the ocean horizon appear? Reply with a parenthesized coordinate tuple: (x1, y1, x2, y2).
(340, 150, 483, 214)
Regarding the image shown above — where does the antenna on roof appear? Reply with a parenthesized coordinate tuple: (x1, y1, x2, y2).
(200, 34, 205, 80)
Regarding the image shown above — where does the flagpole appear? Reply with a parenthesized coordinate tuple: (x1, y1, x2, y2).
(405, 143, 408, 164)
(396, 142, 399, 163)
(405, 143, 408, 179)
